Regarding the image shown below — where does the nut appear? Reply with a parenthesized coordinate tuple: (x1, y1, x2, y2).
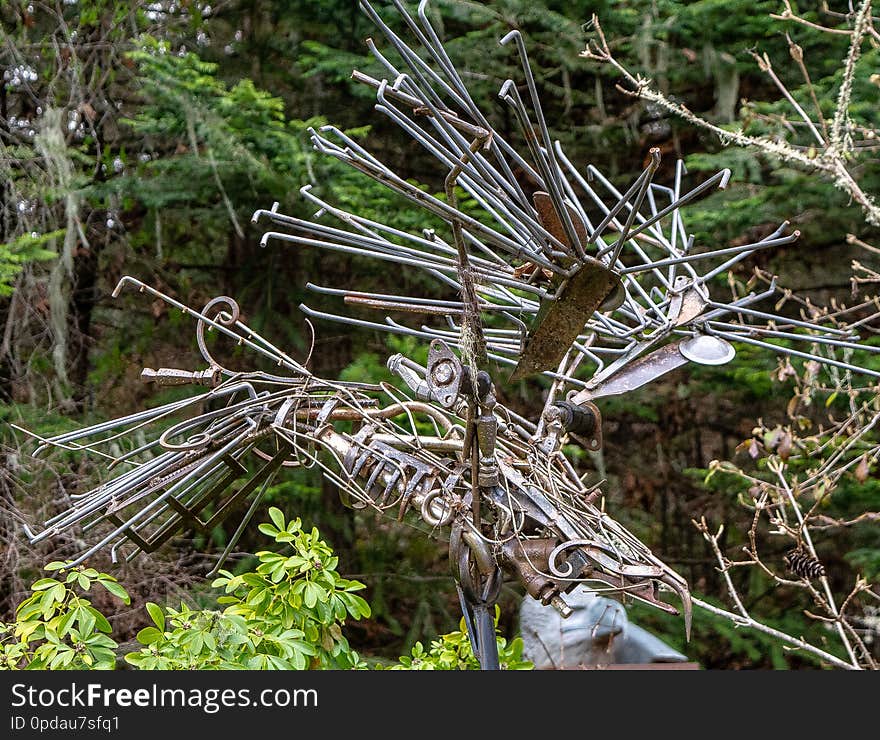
(432, 359, 455, 386)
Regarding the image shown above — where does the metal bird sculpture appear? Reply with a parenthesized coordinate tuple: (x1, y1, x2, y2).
(17, 0, 880, 669)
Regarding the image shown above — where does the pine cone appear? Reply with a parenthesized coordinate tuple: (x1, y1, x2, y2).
(784, 548, 826, 580)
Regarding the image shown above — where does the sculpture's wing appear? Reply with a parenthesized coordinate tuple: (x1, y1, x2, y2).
(12, 279, 385, 571)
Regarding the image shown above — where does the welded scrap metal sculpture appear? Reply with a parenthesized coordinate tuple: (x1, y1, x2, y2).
(17, 1, 880, 669)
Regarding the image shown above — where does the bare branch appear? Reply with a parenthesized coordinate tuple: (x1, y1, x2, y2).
(692, 597, 858, 670)
(830, 0, 874, 152)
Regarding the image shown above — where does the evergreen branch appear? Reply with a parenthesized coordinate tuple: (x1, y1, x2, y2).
(772, 0, 880, 44)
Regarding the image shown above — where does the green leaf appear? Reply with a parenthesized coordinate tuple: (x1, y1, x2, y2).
(16, 599, 43, 621)
(203, 631, 216, 652)
(268, 507, 285, 531)
(30, 578, 60, 591)
(89, 647, 118, 669)
(136, 627, 163, 645)
(303, 582, 325, 609)
(98, 580, 130, 605)
(241, 573, 267, 588)
(16, 619, 42, 642)
(348, 594, 371, 619)
(146, 602, 165, 631)
(77, 606, 96, 636)
(57, 609, 77, 638)
(49, 648, 73, 670)
(86, 606, 112, 634)
(124, 653, 145, 667)
(40, 589, 59, 620)
(84, 633, 118, 649)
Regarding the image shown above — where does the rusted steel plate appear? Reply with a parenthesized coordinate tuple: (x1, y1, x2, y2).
(512, 257, 623, 380)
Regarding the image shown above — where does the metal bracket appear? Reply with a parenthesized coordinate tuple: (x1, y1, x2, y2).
(426, 339, 465, 408)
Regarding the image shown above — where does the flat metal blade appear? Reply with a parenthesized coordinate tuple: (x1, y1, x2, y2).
(511, 257, 623, 381)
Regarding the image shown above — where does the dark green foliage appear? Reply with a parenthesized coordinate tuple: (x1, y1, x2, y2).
(0, 232, 58, 296)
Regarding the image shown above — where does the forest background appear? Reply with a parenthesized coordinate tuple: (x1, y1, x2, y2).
(2, 0, 879, 669)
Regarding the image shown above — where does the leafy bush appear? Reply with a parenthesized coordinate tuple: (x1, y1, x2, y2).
(127, 508, 370, 669)
(1, 512, 532, 670)
(0, 563, 128, 670)
(387, 609, 532, 671)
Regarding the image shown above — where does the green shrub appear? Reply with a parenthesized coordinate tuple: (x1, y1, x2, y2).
(127, 507, 370, 669)
(0, 563, 128, 670)
(1, 511, 530, 670)
(387, 609, 532, 670)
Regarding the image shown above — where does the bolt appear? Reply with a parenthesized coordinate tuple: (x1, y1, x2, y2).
(432, 359, 455, 386)
(550, 594, 573, 619)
